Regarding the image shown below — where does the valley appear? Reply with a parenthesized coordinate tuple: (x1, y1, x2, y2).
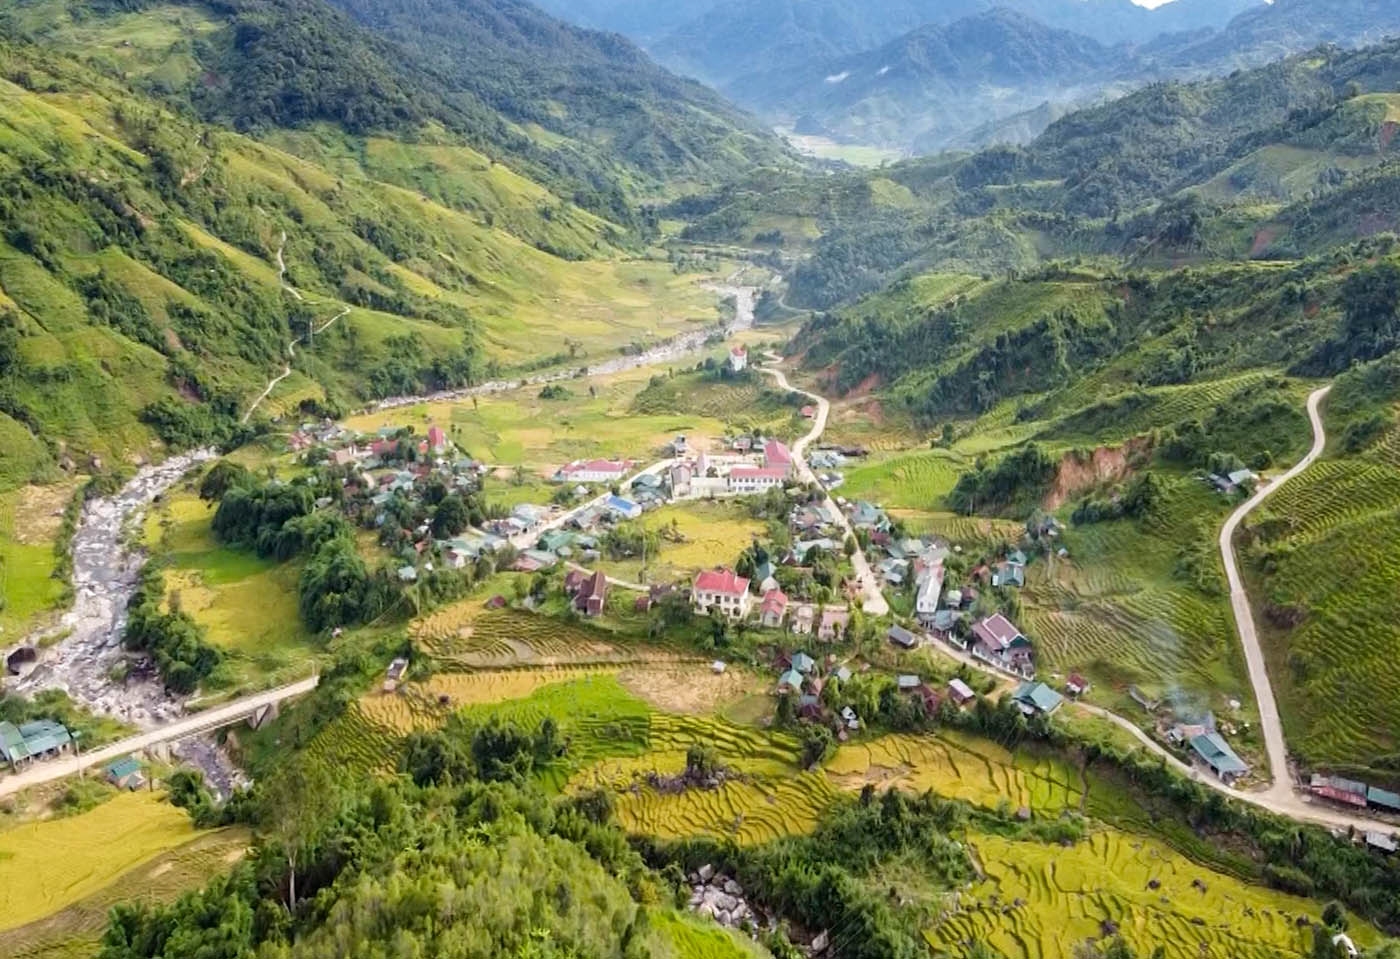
(2, 1, 1400, 958)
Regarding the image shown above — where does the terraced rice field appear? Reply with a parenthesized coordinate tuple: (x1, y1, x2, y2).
(614, 772, 837, 846)
(1040, 371, 1288, 444)
(838, 449, 968, 511)
(1246, 451, 1400, 764)
(825, 733, 1083, 813)
(1018, 480, 1245, 699)
(301, 701, 405, 777)
(929, 829, 1360, 959)
(0, 793, 196, 932)
(0, 828, 250, 959)
(411, 605, 665, 669)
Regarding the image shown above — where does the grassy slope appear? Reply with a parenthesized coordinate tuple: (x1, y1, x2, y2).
(1244, 354, 1400, 770)
(0, 22, 732, 492)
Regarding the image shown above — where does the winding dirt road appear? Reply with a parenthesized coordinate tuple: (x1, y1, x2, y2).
(1219, 385, 1332, 799)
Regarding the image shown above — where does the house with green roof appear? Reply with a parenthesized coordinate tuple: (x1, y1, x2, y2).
(0, 719, 73, 769)
(1011, 682, 1063, 717)
(0, 721, 30, 767)
(105, 756, 145, 790)
(1189, 732, 1248, 785)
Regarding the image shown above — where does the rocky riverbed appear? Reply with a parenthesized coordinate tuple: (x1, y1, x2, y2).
(18, 449, 215, 725)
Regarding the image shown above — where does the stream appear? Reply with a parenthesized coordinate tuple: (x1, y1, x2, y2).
(19, 449, 216, 726)
(8, 280, 758, 792)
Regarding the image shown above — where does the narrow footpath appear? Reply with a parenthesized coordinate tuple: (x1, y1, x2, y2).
(242, 235, 350, 423)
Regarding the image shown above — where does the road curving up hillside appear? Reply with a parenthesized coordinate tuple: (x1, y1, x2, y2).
(1219, 385, 1333, 801)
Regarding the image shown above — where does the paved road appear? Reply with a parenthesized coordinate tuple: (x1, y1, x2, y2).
(917, 626, 1400, 832)
(506, 459, 677, 552)
(756, 361, 889, 615)
(0, 677, 320, 797)
(1219, 385, 1332, 800)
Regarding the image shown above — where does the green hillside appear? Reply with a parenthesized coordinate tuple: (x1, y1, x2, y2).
(673, 40, 1400, 309)
(1, 0, 794, 227)
(0, 31, 730, 490)
(1243, 350, 1400, 774)
(789, 251, 1400, 741)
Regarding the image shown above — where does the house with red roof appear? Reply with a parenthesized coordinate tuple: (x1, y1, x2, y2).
(762, 440, 793, 475)
(574, 570, 609, 617)
(759, 588, 789, 628)
(692, 568, 753, 620)
(427, 425, 448, 454)
(728, 466, 787, 494)
(728, 345, 748, 373)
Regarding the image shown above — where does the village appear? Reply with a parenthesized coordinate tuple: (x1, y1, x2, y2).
(278, 387, 1384, 819)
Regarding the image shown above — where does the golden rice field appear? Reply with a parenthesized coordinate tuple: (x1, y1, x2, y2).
(825, 732, 1083, 813)
(410, 605, 680, 669)
(929, 829, 1371, 959)
(0, 793, 196, 932)
(0, 828, 250, 959)
(595, 501, 765, 585)
(614, 772, 837, 846)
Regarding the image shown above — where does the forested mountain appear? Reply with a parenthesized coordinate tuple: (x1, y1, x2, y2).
(1151, 0, 1400, 73)
(606, 0, 1257, 88)
(678, 37, 1400, 308)
(319, 0, 791, 191)
(528, 0, 716, 43)
(1, 0, 791, 225)
(733, 9, 1123, 153)
(0, 0, 761, 488)
(543, 0, 1400, 158)
(734, 0, 1400, 154)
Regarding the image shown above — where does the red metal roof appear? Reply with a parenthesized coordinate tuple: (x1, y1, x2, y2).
(972, 613, 1024, 650)
(730, 467, 787, 480)
(694, 568, 750, 596)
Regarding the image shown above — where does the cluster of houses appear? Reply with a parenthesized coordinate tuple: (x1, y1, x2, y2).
(770, 652, 980, 737)
(0, 718, 73, 770)
(665, 438, 799, 499)
(689, 569, 853, 639)
(1309, 774, 1400, 821)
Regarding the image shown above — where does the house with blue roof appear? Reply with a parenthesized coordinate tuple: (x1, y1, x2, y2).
(778, 669, 804, 693)
(1189, 732, 1248, 785)
(604, 495, 642, 520)
(791, 651, 816, 674)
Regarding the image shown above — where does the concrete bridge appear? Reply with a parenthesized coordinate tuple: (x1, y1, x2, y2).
(0, 675, 320, 797)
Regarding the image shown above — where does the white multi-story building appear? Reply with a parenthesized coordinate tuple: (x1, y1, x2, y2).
(693, 569, 753, 619)
(727, 466, 787, 494)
